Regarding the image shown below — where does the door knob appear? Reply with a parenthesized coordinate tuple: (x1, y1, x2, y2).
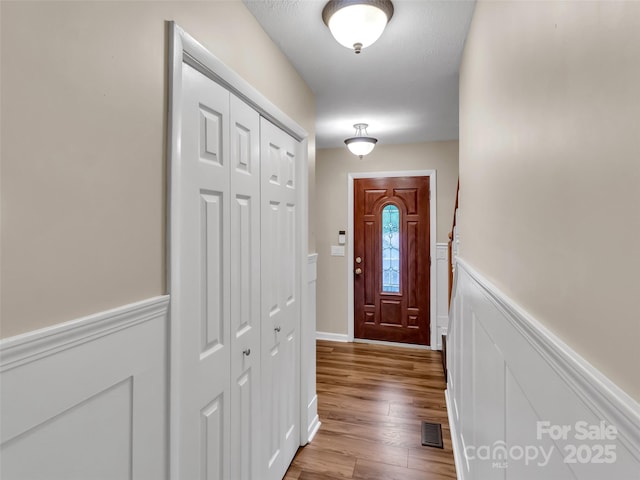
(355, 267, 362, 275)
(243, 348, 251, 356)
(274, 326, 281, 333)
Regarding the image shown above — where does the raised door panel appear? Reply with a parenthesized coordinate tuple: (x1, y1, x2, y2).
(260, 118, 300, 480)
(229, 94, 261, 480)
(178, 63, 231, 480)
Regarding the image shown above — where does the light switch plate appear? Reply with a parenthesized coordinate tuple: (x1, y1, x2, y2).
(331, 245, 345, 257)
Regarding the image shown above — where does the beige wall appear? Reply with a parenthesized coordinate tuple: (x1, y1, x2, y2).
(0, 0, 315, 338)
(460, 1, 640, 400)
(315, 141, 459, 335)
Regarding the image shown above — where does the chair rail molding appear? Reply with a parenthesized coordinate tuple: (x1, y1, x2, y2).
(0, 296, 170, 372)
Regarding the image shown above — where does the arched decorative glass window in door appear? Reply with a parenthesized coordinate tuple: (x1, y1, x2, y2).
(381, 204, 400, 293)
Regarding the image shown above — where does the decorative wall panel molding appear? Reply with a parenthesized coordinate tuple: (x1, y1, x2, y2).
(447, 259, 640, 479)
(435, 242, 449, 350)
(305, 253, 321, 442)
(0, 296, 169, 480)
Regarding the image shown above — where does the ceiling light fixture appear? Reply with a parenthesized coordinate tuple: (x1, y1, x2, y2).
(322, 0, 394, 54)
(345, 123, 378, 158)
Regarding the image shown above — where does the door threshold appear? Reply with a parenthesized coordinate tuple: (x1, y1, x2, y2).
(353, 338, 432, 350)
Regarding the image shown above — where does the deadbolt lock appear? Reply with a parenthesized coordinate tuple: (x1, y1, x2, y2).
(355, 257, 362, 264)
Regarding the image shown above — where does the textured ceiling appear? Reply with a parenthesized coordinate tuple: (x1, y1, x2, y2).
(243, 0, 476, 148)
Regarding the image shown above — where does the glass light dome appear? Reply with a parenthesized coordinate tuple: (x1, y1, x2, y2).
(344, 124, 378, 158)
(323, 1, 394, 54)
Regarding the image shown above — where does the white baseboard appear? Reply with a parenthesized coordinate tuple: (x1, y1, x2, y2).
(315, 333, 434, 350)
(305, 393, 321, 443)
(306, 392, 321, 445)
(353, 338, 432, 350)
(447, 258, 640, 478)
(0, 296, 169, 479)
(307, 416, 321, 442)
(316, 331, 349, 342)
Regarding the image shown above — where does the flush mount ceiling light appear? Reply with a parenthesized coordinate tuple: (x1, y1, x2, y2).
(345, 123, 378, 158)
(322, 0, 394, 54)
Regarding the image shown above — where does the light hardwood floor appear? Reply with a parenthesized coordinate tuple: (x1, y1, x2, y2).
(285, 340, 457, 479)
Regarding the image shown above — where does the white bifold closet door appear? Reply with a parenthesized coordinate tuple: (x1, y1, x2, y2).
(229, 95, 262, 480)
(177, 63, 262, 480)
(260, 118, 301, 480)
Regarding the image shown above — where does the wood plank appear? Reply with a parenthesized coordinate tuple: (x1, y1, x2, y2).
(316, 382, 418, 402)
(407, 451, 458, 479)
(316, 345, 335, 354)
(318, 417, 422, 449)
(298, 471, 349, 480)
(353, 458, 440, 480)
(408, 445, 456, 466)
(320, 408, 422, 432)
(283, 463, 302, 479)
(388, 401, 450, 422)
(320, 391, 390, 415)
(308, 429, 408, 467)
(291, 447, 356, 479)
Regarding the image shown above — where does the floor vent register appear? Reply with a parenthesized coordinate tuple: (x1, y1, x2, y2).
(421, 421, 444, 449)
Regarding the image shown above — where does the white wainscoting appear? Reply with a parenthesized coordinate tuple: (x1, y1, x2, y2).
(305, 253, 321, 442)
(447, 259, 640, 480)
(435, 243, 449, 349)
(0, 296, 169, 480)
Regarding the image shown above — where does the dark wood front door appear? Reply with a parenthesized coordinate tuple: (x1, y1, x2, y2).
(354, 176, 430, 345)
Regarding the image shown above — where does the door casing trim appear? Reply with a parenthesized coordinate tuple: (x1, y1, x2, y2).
(347, 170, 437, 349)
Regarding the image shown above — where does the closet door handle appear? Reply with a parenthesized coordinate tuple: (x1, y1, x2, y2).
(274, 326, 281, 333)
(243, 349, 251, 356)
